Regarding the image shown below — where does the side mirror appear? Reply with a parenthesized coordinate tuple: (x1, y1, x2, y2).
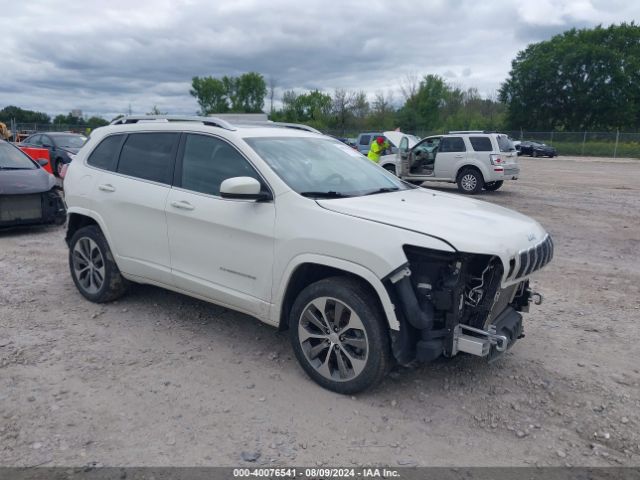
(220, 177, 270, 201)
(37, 158, 49, 167)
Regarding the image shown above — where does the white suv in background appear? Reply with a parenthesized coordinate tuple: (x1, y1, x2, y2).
(64, 116, 552, 393)
(379, 131, 520, 193)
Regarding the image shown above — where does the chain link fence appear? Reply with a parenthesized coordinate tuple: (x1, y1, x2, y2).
(504, 130, 640, 159)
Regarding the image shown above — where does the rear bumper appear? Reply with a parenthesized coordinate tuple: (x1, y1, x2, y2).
(0, 190, 67, 229)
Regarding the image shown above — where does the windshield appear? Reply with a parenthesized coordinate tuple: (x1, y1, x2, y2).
(54, 135, 86, 148)
(245, 137, 408, 197)
(0, 142, 38, 170)
(497, 134, 515, 152)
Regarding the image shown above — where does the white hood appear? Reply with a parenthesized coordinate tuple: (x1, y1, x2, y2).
(383, 131, 419, 148)
(318, 188, 547, 268)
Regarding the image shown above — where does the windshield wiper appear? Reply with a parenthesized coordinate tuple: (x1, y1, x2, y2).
(364, 187, 400, 196)
(299, 191, 350, 198)
(0, 166, 34, 170)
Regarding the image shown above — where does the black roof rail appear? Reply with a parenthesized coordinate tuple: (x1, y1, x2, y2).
(110, 115, 237, 131)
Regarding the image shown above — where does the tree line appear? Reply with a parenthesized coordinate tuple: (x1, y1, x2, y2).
(190, 72, 506, 135)
(0, 105, 109, 129)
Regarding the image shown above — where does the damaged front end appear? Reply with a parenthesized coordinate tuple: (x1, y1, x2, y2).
(0, 189, 67, 229)
(386, 241, 552, 365)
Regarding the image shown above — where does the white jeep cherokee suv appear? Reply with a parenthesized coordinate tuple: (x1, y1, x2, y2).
(64, 116, 553, 393)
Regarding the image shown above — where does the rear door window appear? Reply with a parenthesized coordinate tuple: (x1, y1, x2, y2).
(469, 136, 493, 152)
(116, 133, 179, 184)
(439, 137, 466, 153)
(87, 134, 125, 171)
(359, 135, 370, 146)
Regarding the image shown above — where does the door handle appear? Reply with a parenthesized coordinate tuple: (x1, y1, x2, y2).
(98, 184, 116, 192)
(455, 154, 464, 158)
(170, 200, 195, 211)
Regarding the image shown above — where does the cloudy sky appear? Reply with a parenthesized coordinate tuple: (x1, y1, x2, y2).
(2, 0, 638, 119)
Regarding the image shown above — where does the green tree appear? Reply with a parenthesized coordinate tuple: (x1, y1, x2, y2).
(53, 113, 84, 126)
(190, 76, 230, 114)
(190, 72, 266, 114)
(499, 23, 640, 130)
(237, 72, 267, 113)
(86, 116, 109, 129)
(369, 91, 396, 131)
(0, 105, 50, 124)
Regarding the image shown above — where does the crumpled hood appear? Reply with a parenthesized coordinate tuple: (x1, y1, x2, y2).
(0, 168, 56, 194)
(317, 188, 547, 259)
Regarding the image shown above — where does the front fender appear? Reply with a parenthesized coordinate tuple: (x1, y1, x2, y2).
(272, 253, 401, 330)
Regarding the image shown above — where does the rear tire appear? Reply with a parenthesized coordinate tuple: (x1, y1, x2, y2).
(69, 225, 129, 303)
(484, 181, 503, 191)
(289, 276, 391, 394)
(532, 150, 538, 158)
(456, 168, 484, 194)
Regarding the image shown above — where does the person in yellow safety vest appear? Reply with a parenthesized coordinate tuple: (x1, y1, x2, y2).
(367, 136, 390, 163)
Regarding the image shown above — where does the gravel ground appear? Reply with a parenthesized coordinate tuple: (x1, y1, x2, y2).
(1, 156, 639, 467)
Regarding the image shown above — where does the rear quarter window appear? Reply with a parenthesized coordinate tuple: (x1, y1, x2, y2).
(497, 135, 515, 153)
(87, 135, 125, 171)
(469, 136, 493, 152)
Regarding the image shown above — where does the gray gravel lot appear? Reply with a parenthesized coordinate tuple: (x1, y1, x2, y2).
(1, 156, 639, 467)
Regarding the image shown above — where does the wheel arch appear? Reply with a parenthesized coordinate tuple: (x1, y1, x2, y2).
(275, 256, 400, 332)
(456, 163, 486, 182)
(66, 209, 111, 249)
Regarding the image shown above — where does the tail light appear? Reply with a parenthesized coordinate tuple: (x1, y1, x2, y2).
(490, 154, 504, 165)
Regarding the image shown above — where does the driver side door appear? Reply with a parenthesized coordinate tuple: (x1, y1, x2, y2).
(166, 133, 276, 319)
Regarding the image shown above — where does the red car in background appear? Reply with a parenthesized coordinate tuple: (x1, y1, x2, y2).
(18, 146, 53, 174)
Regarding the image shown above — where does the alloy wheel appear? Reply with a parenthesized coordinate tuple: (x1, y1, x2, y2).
(72, 237, 105, 294)
(461, 173, 477, 191)
(298, 297, 369, 382)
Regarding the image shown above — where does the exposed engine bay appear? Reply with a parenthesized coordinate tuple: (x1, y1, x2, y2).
(386, 245, 548, 365)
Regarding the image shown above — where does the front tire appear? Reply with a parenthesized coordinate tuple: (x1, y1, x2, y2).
(69, 225, 129, 303)
(484, 181, 503, 191)
(289, 277, 391, 394)
(457, 168, 484, 194)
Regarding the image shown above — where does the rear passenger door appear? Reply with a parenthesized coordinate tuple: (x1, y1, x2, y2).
(89, 132, 178, 285)
(434, 136, 467, 179)
(165, 133, 276, 318)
